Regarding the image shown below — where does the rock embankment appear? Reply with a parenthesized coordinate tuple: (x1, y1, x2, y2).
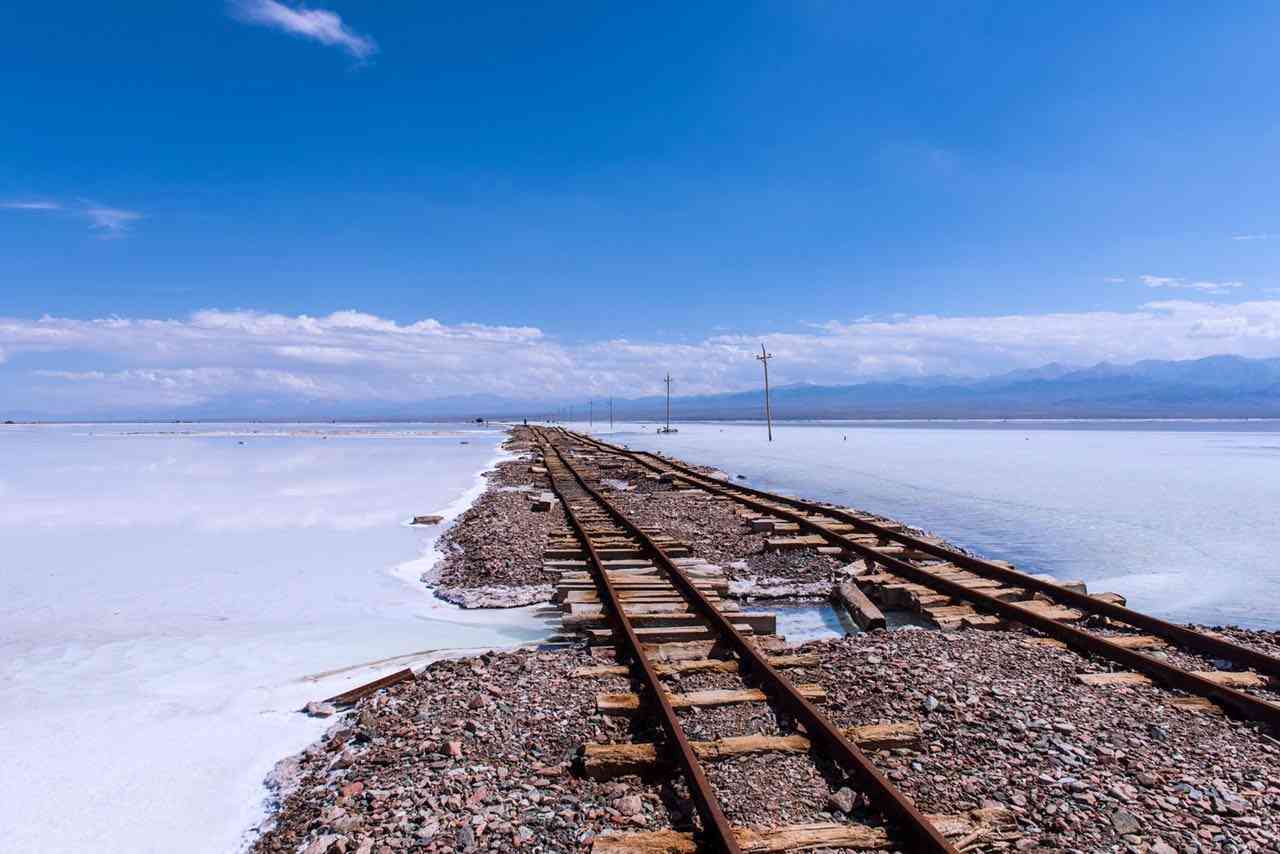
(252, 647, 657, 853)
(255, 630, 1280, 854)
(430, 443, 563, 607)
(429, 432, 852, 607)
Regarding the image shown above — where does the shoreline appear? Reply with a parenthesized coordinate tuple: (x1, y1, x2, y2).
(391, 442, 517, 594)
(242, 432, 550, 851)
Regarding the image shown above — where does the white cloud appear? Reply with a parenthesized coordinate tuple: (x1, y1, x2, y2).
(1104, 276, 1126, 284)
(3, 198, 142, 235)
(4, 302, 1280, 414)
(1232, 234, 1278, 241)
(1140, 274, 1243, 293)
(231, 0, 378, 59)
(82, 205, 142, 238)
(1, 201, 62, 211)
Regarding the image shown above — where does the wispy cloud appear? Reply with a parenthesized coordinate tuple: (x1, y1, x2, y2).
(4, 301, 1280, 414)
(82, 205, 143, 238)
(1104, 276, 1125, 284)
(1, 200, 62, 211)
(1231, 234, 1278, 242)
(3, 198, 142, 236)
(1139, 274, 1243, 294)
(230, 0, 378, 59)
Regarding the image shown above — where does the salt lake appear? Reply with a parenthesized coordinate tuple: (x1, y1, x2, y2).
(0, 423, 547, 854)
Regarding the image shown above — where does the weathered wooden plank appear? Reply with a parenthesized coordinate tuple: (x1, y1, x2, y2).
(1104, 634, 1167, 650)
(923, 604, 978, 619)
(598, 684, 825, 715)
(1195, 670, 1268, 687)
(1169, 696, 1226, 715)
(633, 636, 787, 661)
(764, 534, 828, 551)
(1006, 600, 1083, 621)
(586, 624, 758, 645)
(556, 569, 725, 583)
(565, 612, 777, 634)
(581, 722, 922, 779)
(562, 590, 723, 604)
(960, 614, 1005, 630)
(590, 809, 1002, 853)
(1023, 637, 1068, 650)
(323, 668, 414, 707)
(1077, 672, 1153, 686)
(590, 822, 889, 853)
(571, 653, 819, 679)
(1078, 669, 1265, 688)
(833, 581, 885, 631)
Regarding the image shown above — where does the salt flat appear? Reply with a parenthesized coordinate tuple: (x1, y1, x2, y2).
(0, 423, 546, 854)
(596, 419, 1280, 629)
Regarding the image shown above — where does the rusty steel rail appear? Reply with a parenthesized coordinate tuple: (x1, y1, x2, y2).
(560, 429, 1280, 728)
(540, 431, 959, 854)
(537, 436, 743, 854)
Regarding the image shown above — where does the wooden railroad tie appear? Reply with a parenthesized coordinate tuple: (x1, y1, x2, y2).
(580, 722, 923, 780)
(1025, 635, 1167, 651)
(591, 636, 790, 662)
(591, 806, 1011, 853)
(1076, 670, 1269, 688)
(597, 684, 826, 716)
(584, 624, 762, 645)
(564, 611, 778, 634)
(832, 580, 886, 631)
(571, 653, 820, 679)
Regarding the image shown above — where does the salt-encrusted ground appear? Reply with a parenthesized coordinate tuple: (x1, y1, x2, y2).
(0, 423, 546, 854)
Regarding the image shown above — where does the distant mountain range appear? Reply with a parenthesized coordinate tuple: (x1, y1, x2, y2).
(7, 355, 1280, 422)
(478, 355, 1280, 421)
(600, 355, 1280, 421)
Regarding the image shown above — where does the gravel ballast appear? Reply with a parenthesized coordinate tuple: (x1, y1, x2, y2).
(253, 629, 1280, 854)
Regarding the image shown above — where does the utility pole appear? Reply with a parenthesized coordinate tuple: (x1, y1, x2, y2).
(664, 373, 672, 432)
(756, 343, 774, 442)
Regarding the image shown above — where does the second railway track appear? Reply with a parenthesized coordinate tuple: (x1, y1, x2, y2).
(551, 427, 1280, 729)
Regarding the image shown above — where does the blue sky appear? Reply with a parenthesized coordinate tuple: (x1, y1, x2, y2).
(2, 2, 1280, 414)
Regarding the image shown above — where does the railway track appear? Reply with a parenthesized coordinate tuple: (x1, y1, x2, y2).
(532, 429, 965, 853)
(554, 427, 1280, 728)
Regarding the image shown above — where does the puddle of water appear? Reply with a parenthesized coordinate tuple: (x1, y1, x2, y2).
(746, 602, 853, 642)
(745, 601, 937, 642)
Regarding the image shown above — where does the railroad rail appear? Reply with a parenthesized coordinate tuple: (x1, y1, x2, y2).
(556, 428, 1280, 728)
(533, 429, 961, 853)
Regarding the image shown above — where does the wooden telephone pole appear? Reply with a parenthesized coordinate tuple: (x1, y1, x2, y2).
(664, 373, 672, 430)
(658, 373, 678, 433)
(756, 343, 774, 442)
